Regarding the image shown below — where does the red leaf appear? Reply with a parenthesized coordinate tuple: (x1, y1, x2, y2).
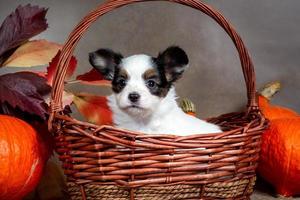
(73, 93, 112, 126)
(0, 4, 48, 64)
(76, 68, 111, 86)
(0, 72, 51, 119)
(77, 68, 103, 81)
(46, 50, 77, 85)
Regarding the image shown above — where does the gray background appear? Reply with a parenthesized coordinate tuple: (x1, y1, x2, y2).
(0, 0, 299, 118)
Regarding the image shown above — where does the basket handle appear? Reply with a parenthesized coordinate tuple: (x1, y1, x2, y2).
(49, 0, 258, 126)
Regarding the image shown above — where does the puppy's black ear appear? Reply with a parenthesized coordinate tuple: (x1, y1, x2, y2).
(89, 49, 123, 80)
(156, 46, 189, 82)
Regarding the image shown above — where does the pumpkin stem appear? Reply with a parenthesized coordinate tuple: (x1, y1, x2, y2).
(259, 81, 281, 100)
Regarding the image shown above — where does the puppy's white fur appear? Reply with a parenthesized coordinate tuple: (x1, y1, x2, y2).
(108, 54, 222, 135)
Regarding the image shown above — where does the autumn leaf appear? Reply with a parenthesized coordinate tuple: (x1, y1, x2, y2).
(73, 93, 112, 125)
(3, 40, 62, 67)
(0, 72, 51, 119)
(46, 50, 77, 85)
(0, 4, 48, 66)
(76, 68, 111, 87)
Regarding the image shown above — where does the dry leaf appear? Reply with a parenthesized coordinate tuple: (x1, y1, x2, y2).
(0, 72, 51, 119)
(0, 4, 48, 65)
(3, 40, 62, 67)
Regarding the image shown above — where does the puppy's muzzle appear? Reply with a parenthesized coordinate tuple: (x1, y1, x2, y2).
(128, 92, 140, 103)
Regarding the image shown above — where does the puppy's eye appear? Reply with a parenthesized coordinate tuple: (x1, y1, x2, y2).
(146, 80, 156, 88)
(118, 78, 126, 87)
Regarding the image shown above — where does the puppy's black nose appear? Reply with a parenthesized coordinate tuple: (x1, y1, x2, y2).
(128, 92, 140, 103)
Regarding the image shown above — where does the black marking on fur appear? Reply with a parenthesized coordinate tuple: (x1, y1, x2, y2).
(112, 68, 128, 93)
(89, 48, 123, 80)
(142, 58, 172, 97)
(156, 46, 189, 82)
(144, 46, 189, 97)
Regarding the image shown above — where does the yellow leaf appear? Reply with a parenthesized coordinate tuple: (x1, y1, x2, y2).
(3, 40, 62, 67)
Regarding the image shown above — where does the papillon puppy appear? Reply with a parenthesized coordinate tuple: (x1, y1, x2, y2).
(89, 46, 222, 135)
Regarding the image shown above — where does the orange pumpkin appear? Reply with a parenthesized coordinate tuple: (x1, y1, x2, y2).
(0, 115, 46, 200)
(257, 81, 300, 197)
(258, 81, 298, 120)
(258, 118, 300, 196)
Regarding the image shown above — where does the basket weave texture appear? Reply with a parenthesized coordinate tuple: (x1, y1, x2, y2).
(49, 0, 269, 199)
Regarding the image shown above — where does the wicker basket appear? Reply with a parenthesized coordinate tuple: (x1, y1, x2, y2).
(49, 0, 269, 199)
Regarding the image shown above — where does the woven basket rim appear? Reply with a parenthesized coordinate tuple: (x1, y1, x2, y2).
(54, 110, 265, 145)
